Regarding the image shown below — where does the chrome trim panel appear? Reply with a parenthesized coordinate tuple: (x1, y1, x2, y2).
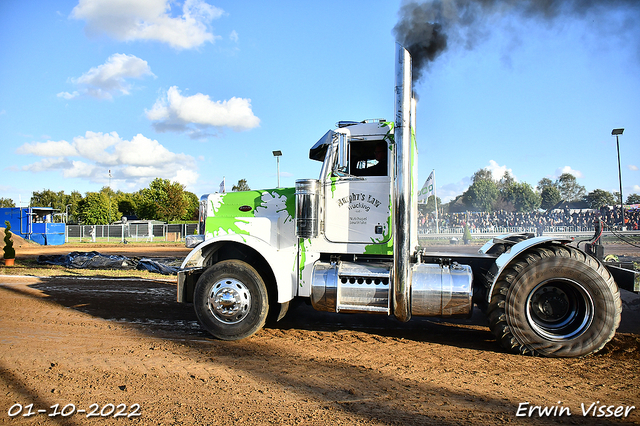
(310, 260, 391, 314)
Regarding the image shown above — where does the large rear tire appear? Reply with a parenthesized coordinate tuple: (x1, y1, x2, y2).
(487, 245, 621, 357)
(194, 259, 268, 340)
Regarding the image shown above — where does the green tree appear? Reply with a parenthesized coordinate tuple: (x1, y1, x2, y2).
(537, 177, 555, 192)
(508, 182, 541, 212)
(134, 190, 156, 220)
(0, 198, 15, 208)
(65, 191, 83, 223)
(135, 178, 168, 220)
(446, 195, 466, 213)
(30, 189, 82, 222)
(31, 189, 65, 209)
(136, 178, 191, 222)
(77, 192, 119, 225)
(116, 191, 137, 218)
(498, 171, 515, 192)
(463, 178, 499, 212)
(540, 186, 562, 210)
(157, 181, 189, 222)
(232, 179, 250, 192)
(626, 193, 640, 204)
(496, 171, 517, 212)
(472, 168, 493, 183)
(183, 191, 199, 221)
(584, 189, 616, 209)
(499, 179, 541, 212)
(556, 173, 586, 201)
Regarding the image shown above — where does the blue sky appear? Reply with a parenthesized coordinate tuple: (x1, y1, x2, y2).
(1, 0, 638, 206)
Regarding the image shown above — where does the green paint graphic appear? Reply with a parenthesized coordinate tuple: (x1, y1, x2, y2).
(298, 238, 309, 284)
(205, 187, 295, 238)
(363, 194, 394, 256)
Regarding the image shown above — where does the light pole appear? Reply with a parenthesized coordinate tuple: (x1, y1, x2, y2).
(272, 150, 282, 188)
(611, 128, 624, 230)
(108, 169, 112, 225)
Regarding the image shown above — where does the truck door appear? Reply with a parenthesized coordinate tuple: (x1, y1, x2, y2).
(324, 139, 391, 245)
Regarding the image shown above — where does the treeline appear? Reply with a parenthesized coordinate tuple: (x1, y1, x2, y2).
(1, 178, 199, 225)
(423, 169, 640, 214)
(0, 178, 254, 225)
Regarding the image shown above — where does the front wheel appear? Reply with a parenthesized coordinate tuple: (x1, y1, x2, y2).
(194, 259, 268, 340)
(487, 245, 621, 357)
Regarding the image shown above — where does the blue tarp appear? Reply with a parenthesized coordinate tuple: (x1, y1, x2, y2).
(37, 251, 179, 275)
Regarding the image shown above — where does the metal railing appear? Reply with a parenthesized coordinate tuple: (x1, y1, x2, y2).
(418, 225, 638, 240)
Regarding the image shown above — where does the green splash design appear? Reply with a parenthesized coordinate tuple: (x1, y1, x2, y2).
(264, 187, 295, 222)
(363, 193, 393, 255)
(205, 188, 293, 237)
(298, 238, 309, 284)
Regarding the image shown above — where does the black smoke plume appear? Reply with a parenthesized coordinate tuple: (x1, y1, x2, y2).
(394, 0, 640, 83)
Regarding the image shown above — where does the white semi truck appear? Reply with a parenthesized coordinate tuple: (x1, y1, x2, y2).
(178, 44, 635, 357)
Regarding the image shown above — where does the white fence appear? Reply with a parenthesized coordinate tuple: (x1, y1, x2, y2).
(65, 223, 636, 243)
(66, 223, 198, 243)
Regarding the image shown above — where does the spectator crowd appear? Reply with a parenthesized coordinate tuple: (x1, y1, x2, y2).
(419, 206, 640, 234)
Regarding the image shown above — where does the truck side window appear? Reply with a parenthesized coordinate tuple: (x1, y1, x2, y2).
(350, 141, 387, 176)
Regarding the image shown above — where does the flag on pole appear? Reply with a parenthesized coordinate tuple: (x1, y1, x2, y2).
(418, 170, 435, 203)
(219, 177, 226, 193)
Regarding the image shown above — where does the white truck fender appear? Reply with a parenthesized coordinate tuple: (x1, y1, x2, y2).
(484, 235, 573, 303)
(180, 234, 298, 304)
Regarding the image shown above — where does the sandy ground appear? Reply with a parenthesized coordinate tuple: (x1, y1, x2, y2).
(1, 242, 639, 425)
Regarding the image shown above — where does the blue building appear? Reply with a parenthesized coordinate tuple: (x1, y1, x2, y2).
(1, 207, 66, 245)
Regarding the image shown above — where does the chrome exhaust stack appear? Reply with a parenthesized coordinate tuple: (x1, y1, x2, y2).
(392, 43, 413, 322)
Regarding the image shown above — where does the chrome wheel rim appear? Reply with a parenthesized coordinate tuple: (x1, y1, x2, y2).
(207, 278, 251, 324)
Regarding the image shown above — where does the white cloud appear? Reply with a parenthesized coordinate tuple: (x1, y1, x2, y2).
(146, 86, 260, 137)
(72, 131, 121, 162)
(62, 54, 154, 100)
(629, 165, 638, 171)
(555, 166, 584, 179)
(64, 161, 98, 178)
(57, 91, 79, 100)
(486, 160, 515, 181)
(230, 30, 239, 42)
(173, 168, 199, 187)
(17, 131, 198, 188)
(439, 177, 472, 203)
(17, 140, 77, 157)
(22, 157, 72, 173)
(71, 0, 224, 50)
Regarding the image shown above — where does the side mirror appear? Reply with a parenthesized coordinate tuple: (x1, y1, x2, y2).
(333, 132, 349, 175)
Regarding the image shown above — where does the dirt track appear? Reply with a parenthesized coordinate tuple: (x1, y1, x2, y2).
(1, 243, 639, 425)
